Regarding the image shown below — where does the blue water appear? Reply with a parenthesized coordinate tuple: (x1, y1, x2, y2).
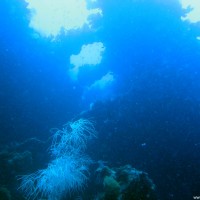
(1, 0, 200, 199)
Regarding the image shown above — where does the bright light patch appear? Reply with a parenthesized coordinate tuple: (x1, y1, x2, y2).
(89, 72, 114, 90)
(180, 0, 200, 23)
(69, 42, 105, 80)
(25, 0, 102, 37)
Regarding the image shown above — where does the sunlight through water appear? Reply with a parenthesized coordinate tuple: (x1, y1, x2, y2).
(25, 0, 102, 38)
(180, 0, 200, 23)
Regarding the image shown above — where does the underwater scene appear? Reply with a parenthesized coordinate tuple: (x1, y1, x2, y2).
(1, 0, 200, 199)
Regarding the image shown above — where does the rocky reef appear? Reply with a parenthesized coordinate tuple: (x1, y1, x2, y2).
(92, 163, 157, 200)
